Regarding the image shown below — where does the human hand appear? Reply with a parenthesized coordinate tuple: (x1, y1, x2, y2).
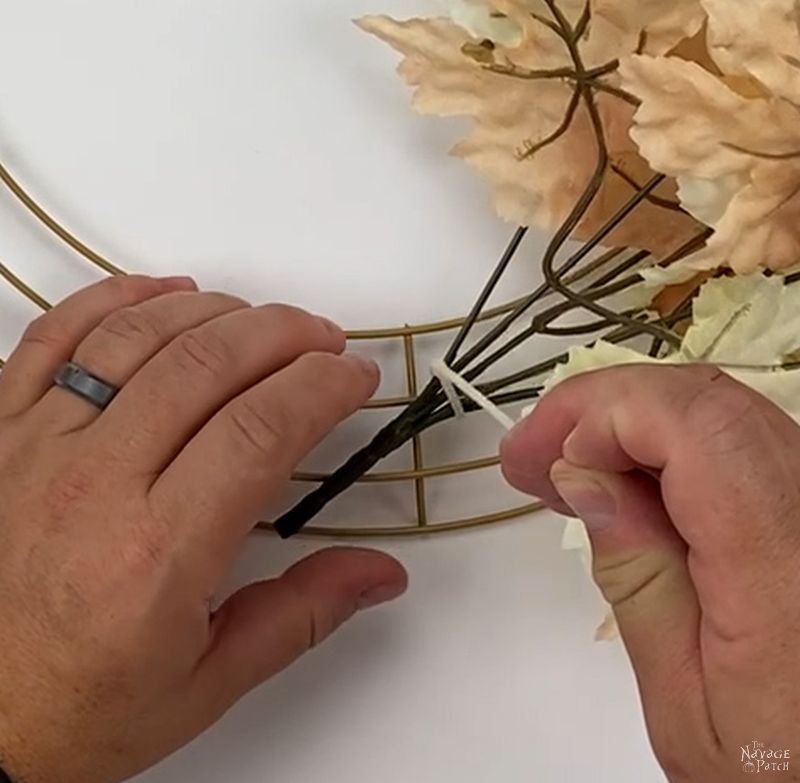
(0, 275, 407, 783)
(501, 366, 800, 782)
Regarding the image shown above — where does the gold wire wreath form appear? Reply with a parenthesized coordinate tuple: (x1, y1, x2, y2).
(0, 161, 544, 538)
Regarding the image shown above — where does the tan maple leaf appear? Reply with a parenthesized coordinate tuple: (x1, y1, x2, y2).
(620, 0, 800, 275)
(593, 0, 706, 56)
(358, 0, 703, 258)
(703, 0, 800, 104)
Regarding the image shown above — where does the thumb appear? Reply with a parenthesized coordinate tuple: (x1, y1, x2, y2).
(549, 460, 720, 768)
(197, 547, 407, 710)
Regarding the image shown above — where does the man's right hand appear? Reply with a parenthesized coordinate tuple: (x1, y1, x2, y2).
(501, 365, 800, 782)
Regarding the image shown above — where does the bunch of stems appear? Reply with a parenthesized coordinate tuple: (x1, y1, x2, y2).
(273, 0, 708, 536)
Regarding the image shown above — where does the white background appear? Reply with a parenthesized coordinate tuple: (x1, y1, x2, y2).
(0, 1, 663, 781)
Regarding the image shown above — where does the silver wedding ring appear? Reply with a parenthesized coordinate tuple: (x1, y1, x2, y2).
(54, 362, 120, 411)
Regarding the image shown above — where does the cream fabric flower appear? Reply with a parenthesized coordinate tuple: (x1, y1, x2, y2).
(438, 0, 522, 44)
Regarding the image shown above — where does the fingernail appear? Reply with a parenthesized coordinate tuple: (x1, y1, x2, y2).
(346, 353, 380, 378)
(357, 581, 406, 610)
(499, 419, 537, 492)
(500, 418, 527, 452)
(317, 315, 345, 340)
(159, 275, 198, 290)
(550, 464, 616, 533)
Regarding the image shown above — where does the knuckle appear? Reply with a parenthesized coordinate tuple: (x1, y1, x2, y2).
(104, 274, 159, 299)
(291, 585, 321, 652)
(293, 353, 367, 416)
(283, 579, 334, 651)
(205, 291, 251, 311)
(95, 306, 161, 344)
(294, 351, 346, 379)
(263, 303, 328, 335)
(683, 371, 762, 454)
(227, 398, 287, 459)
(171, 328, 235, 378)
(20, 314, 64, 351)
(297, 353, 377, 431)
(592, 551, 665, 609)
(269, 303, 337, 344)
(263, 302, 311, 322)
(261, 304, 342, 347)
(297, 352, 368, 394)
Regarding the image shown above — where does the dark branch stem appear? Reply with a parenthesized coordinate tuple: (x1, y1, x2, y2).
(611, 164, 684, 213)
(443, 227, 528, 364)
(591, 80, 641, 106)
(272, 0, 700, 537)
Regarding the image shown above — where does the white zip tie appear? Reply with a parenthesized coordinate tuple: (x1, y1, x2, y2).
(431, 360, 516, 432)
(433, 361, 467, 419)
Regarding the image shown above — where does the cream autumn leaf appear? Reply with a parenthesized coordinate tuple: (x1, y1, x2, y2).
(437, 0, 522, 44)
(442, 0, 706, 57)
(620, 0, 800, 275)
(548, 275, 800, 393)
(358, 1, 702, 256)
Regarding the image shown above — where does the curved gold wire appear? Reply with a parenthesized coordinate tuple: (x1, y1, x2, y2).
(258, 501, 544, 538)
(0, 162, 124, 277)
(295, 454, 501, 483)
(0, 259, 51, 310)
(0, 158, 542, 537)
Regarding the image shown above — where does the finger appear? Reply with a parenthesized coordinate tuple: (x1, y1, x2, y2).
(32, 291, 249, 433)
(501, 364, 800, 634)
(90, 304, 346, 471)
(549, 460, 720, 775)
(0, 275, 197, 418)
(149, 351, 379, 576)
(501, 364, 800, 746)
(196, 548, 407, 712)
